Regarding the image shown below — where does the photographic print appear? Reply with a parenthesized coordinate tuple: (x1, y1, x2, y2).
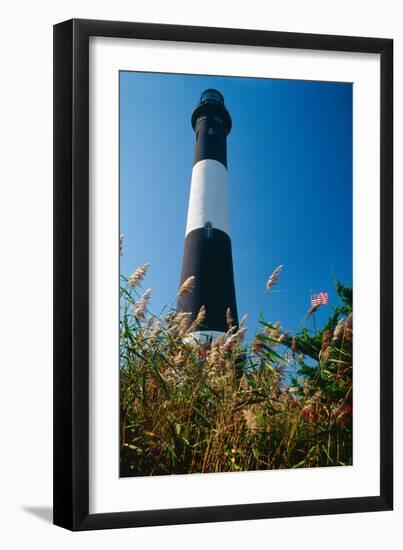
(54, 19, 393, 529)
(119, 71, 353, 477)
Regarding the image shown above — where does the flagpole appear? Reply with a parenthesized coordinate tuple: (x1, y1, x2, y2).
(309, 290, 317, 334)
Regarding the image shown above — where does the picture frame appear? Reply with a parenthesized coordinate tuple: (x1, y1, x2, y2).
(53, 18, 393, 531)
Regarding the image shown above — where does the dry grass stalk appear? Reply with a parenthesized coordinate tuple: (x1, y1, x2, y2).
(332, 318, 345, 342)
(345, 312, 353, 341)
(307, 304, 319, 316)
(243, 406, 259, 434)
(320, 348, 330, 365)
(188, 305, 206, 333)
(239, 314, 248, 327)
(264, 322, 282, 343)
(134, 288, 151, 319)
(226, 307, 234, 329)
(150, 320, 161, 339)
(129, 263, 150, 288)
(167, 325, 180, 338)
(265, 264, 283, 292)
(178, 275, 195, 297)
(320, 329, 332, 364)
(173, 351, 184, 368)
(223, 327, 247, 354)
(252, 335, 264, 354)
(321, 329, 332, 351)
(120, 265, 352, 475)
(176, 312, 193, 332)
(291, 337, 297, 358)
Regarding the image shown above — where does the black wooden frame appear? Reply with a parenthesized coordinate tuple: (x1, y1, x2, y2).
(53, 18, 393, 531)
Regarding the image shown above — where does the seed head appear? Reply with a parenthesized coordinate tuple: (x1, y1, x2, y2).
(150, 320, 161, 339)
(265, 264, 283, 292)
(223, 327, 247, 353)
(345, 312, 353, 341)
(321, 329, 332, 351)
(308, 304, 319, 316)
(321, 347, 331, 365)
(243, 407, 259, 434)
(134, 288, 151, 320)
(177, 312, 192, 332)
(291, 337, 297, 357)
(332, 318, 345, 342)
(226, 307, 234, 329)
(167, 325, 180, 338)
(188, 305, 206, 333)
(178, 275, 195, 297)
(173, 351, 184, 368)
(213, 333, 226, 348)
(252, 335, 264, 354)
(239, 314, 248, 327)
(128, 263, 150, 288)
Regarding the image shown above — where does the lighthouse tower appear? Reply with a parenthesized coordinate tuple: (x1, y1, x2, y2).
(178, 89, 238, 334)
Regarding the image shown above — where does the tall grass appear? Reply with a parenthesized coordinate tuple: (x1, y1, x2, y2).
(120, 266, 352, 476)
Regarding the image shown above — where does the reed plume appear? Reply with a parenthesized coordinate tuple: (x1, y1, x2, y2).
(188, 305, 206, 333)
(307, 304, 319, 316)
(178, 275, 195, 297)
(134, 288, 151, 319)
(120, 266, 352, 476)
(265, 264, 283, 292)
(129, 263, 150, 288)
(332, 318, 345, 342)
(226, 307, 234, 329)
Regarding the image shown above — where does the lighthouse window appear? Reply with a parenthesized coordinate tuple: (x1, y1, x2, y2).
(204, 222, 213, 238)
(208, 127, 214, 136)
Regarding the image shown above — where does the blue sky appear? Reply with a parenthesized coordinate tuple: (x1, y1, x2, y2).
(120, 71, 352, 337)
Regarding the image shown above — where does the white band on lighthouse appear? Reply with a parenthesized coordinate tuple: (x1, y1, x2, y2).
(185, 159, 230, 237)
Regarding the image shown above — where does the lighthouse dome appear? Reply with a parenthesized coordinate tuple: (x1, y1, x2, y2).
(191, 88, 232, 133)
(200, 89, 225, 105)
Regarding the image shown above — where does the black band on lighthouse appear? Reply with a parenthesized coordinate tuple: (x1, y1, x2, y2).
(178, 227, 238, 332)
(193, 114, 228, 168)
(192, 89, 232, 169)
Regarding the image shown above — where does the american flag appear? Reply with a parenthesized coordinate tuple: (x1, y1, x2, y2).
(310, 291, 328, 307)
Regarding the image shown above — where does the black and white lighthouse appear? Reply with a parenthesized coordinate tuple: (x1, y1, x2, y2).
(178, 89, 238, 334)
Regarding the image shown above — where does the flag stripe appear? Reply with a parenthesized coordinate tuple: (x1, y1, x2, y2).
(310, 291, 328, 307)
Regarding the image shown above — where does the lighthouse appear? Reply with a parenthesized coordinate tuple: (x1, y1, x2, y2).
(178, 89, 238, 334)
